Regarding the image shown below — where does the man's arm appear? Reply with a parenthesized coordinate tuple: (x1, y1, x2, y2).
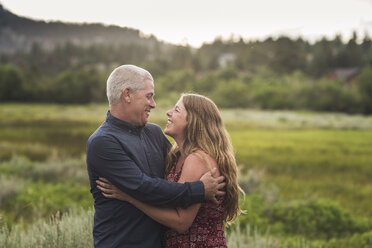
(88, 135, 204, 208)
(96, 153, 224, 233)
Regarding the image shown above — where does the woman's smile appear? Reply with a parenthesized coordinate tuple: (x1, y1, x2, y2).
(164, 98, 187, 143)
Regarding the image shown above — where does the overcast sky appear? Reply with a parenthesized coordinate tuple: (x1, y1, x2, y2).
(1, 0, 372, 47)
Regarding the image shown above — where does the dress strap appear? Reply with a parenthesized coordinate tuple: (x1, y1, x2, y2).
(176, 158, 185, 175)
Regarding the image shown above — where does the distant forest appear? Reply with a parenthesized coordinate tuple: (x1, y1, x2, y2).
(0, 4, 371, 113)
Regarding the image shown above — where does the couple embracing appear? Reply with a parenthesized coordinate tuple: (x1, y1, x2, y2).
(86, 65, 243, 248)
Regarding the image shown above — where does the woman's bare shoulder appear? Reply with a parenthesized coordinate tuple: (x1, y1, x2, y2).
(179, 151, 211, 182)
(182, 150, 218, 177)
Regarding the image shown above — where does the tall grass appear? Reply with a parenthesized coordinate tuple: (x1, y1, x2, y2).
(0, 209, 94, 248)
(227, 223, 282, 248)
(3, 208, 369, 248)
(0, 208, 305, 248)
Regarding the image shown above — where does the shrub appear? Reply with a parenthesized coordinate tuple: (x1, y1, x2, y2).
(227, 194, 269, 234)
(0, 176, 24, 209)
(349, 230, 372, 248)
(0, 155, 88, 184)
(3, 181, 92, 224)
(357, 65, 372, 114)
(0, 64, 26, 101)
(269, 199, 372, 239)
(212, 79, 250, 108)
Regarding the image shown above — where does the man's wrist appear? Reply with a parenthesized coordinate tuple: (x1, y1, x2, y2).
(188, 181, 204, 204)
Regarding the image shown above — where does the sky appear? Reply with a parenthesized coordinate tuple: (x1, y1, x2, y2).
(1, 0, 372, 47)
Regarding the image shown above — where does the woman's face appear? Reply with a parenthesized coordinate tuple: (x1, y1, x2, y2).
(164, 98, 188, 142)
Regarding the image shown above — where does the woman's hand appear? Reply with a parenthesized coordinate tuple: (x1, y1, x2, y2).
(96, 177, 131, 202)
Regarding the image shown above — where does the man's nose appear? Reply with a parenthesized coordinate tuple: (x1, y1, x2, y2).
(150, 99, 156, 108)
(166, 110, 171, 117)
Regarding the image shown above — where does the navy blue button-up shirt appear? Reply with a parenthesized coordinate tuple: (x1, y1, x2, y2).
(86, 111, 204, 248)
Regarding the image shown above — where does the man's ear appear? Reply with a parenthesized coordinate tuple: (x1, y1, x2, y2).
(122, 88, 131, 103)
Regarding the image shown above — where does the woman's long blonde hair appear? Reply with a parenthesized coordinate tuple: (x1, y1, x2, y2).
(165, 93, 244, 223)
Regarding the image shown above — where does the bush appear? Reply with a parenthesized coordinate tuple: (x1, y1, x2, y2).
(3, 181, 92, 223)
(0, 64, 25, 101)
(0, 155, 88, 184)
(357, 65, 372, 114)
(253, 84, 293, 109)
(227, 194, 269, 234)
(269, 199, 372, 239)
(349, 230, 372, 248)
(0, 175, 24, 209)
(212, 79, 250, 108)
(296, 79, 362, 113)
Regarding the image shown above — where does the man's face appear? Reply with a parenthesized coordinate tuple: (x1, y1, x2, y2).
(128, 79, 156, 126)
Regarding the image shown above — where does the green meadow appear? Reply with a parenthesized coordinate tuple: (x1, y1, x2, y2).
(1, 103, 372, 247)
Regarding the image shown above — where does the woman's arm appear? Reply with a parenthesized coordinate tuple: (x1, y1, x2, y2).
(97, 152, 215, 233)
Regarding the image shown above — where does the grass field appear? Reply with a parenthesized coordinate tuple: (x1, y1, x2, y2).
(1, 103, 372, 247)
(231, 129, 372, 218)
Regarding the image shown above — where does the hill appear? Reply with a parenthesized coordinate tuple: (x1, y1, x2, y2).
(0, 4, 167, 54)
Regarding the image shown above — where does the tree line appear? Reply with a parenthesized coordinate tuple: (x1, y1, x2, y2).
(0, 33, 372, 113)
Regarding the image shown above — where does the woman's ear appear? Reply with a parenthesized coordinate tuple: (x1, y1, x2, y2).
(122, 88, 131, 103)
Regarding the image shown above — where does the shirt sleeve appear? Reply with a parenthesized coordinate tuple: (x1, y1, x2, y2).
(87, 135, 204, 208)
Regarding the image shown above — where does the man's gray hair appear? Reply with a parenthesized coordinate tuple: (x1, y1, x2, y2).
(106, 65, 153, 106)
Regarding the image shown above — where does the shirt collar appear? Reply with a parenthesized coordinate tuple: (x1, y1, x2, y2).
(106, 111, 144, 135)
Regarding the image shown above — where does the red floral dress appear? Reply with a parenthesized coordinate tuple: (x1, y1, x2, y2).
(164, 161, 227, 248)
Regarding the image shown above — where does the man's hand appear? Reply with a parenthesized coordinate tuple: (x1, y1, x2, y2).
(200, 168, 225, 204)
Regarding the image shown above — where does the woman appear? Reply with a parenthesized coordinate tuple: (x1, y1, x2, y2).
(97, 93, 243, 247)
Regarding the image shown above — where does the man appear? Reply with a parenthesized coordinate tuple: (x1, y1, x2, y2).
(86, 65, 225, 247)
